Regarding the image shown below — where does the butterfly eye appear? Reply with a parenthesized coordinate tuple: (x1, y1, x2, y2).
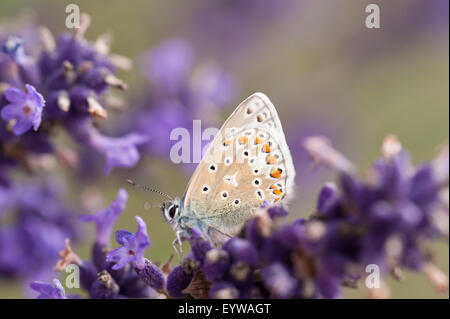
(168, 205, 178, 219)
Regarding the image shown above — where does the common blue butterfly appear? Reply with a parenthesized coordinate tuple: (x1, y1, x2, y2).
(160, 93, 296, 256)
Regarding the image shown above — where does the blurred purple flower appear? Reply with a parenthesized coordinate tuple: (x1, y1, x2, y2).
(191, 0, 296, 61)
(0, 178, 80, 280)
(144, 39, 194, 96)
(30, 278, 66, 299)
(1, 84, 45, 135)
(0, 16, 144, 175)
(79, 188, 128, 247)
(130, 38, 236, 165)
(88, 131, 149, 175)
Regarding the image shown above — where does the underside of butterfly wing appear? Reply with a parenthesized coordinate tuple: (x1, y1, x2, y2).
(182, 93, 296, 241)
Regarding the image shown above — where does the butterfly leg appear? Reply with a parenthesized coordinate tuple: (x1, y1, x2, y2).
(172, 230, 184, 261)
(172, 237, 181, 262)
(176, 230, 184, 257)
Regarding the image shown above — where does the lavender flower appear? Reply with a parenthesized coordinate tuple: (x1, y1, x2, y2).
(30, 278, 66, 299)
(106, 216, 150, 270)
(0, 178, 79, 281)
(166, 265, 194, 298)
(1, 84, 44, 135)
(50, 220, 161, 298)
(88, 131, 149, 174)
(79, 188, 128, 247)
(0, 14, 144, 175)
(28, 136, 448, 299)
(156, 135, 447, 299)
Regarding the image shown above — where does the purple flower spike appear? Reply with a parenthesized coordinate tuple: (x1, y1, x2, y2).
(30, 278, 66, 299)
(261, 263, 297, 299)
(223, 238, 258, 266)
(135, 259, 165, 291)
(166, 265, 194, 298)
(79, 188, 128, 246)
(1, 84, 45, 136)
(106, 216, 150, 270)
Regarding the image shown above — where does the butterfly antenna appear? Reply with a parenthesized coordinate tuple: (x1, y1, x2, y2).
(127, 179, 173, 201)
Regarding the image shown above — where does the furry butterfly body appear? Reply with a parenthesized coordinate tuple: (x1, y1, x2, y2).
(162, 93, 296, 254)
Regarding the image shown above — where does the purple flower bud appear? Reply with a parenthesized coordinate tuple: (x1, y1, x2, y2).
(189, 228, 212, 265)
(259, 237, 291, 263)
(79, 261, 98, 291)
(105, 261, 132, 285)
(89, 270, 120, 299)
(245, 218, 264, 248)
(166, 265, 194, 298)
(397, 200, 423, 229)
(203, 248, 230, 281)
(223, 237, 258, 266)
(228, 261, 253, 288)
(261, 263, 297, 299)
(91, 242, 108, 271)
(30, 278, 66, 299)
(317, 182, 340, 213)
(274, 223, 304, 251)
(120, 271, 155, 298)
(209, 281, 239, 299)
(267, 205, 288, 219)
(134, 258, 165, 291)
(409, 164, 438, 207)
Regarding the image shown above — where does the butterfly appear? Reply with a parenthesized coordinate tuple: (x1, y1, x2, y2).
(160, 92, 296, 257)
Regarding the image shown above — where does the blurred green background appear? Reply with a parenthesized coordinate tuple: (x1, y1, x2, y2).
(0, 0, 448, 298)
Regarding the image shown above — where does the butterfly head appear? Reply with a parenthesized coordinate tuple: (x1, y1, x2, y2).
(161, 198, 183, 226)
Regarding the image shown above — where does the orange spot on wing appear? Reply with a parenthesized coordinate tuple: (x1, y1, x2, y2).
(238, 136, 248, 144)
(254, 137, 262, 145)
(274, 197, 281, 203)
(266, 154, 276, 164)
(223, 139, 232, 146)
(270, 168, 282, 179)
(269, 185, 276, 189)
(247, 107, 253, 114)
(273, 188, 282, 195)
(257, 115, 263, 122)
(262, 144, 271, 153)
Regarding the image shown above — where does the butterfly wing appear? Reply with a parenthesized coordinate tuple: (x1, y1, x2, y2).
(182, 93, 296, 241)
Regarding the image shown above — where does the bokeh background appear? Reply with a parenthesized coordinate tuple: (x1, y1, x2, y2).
(0, 0, 448, 298)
